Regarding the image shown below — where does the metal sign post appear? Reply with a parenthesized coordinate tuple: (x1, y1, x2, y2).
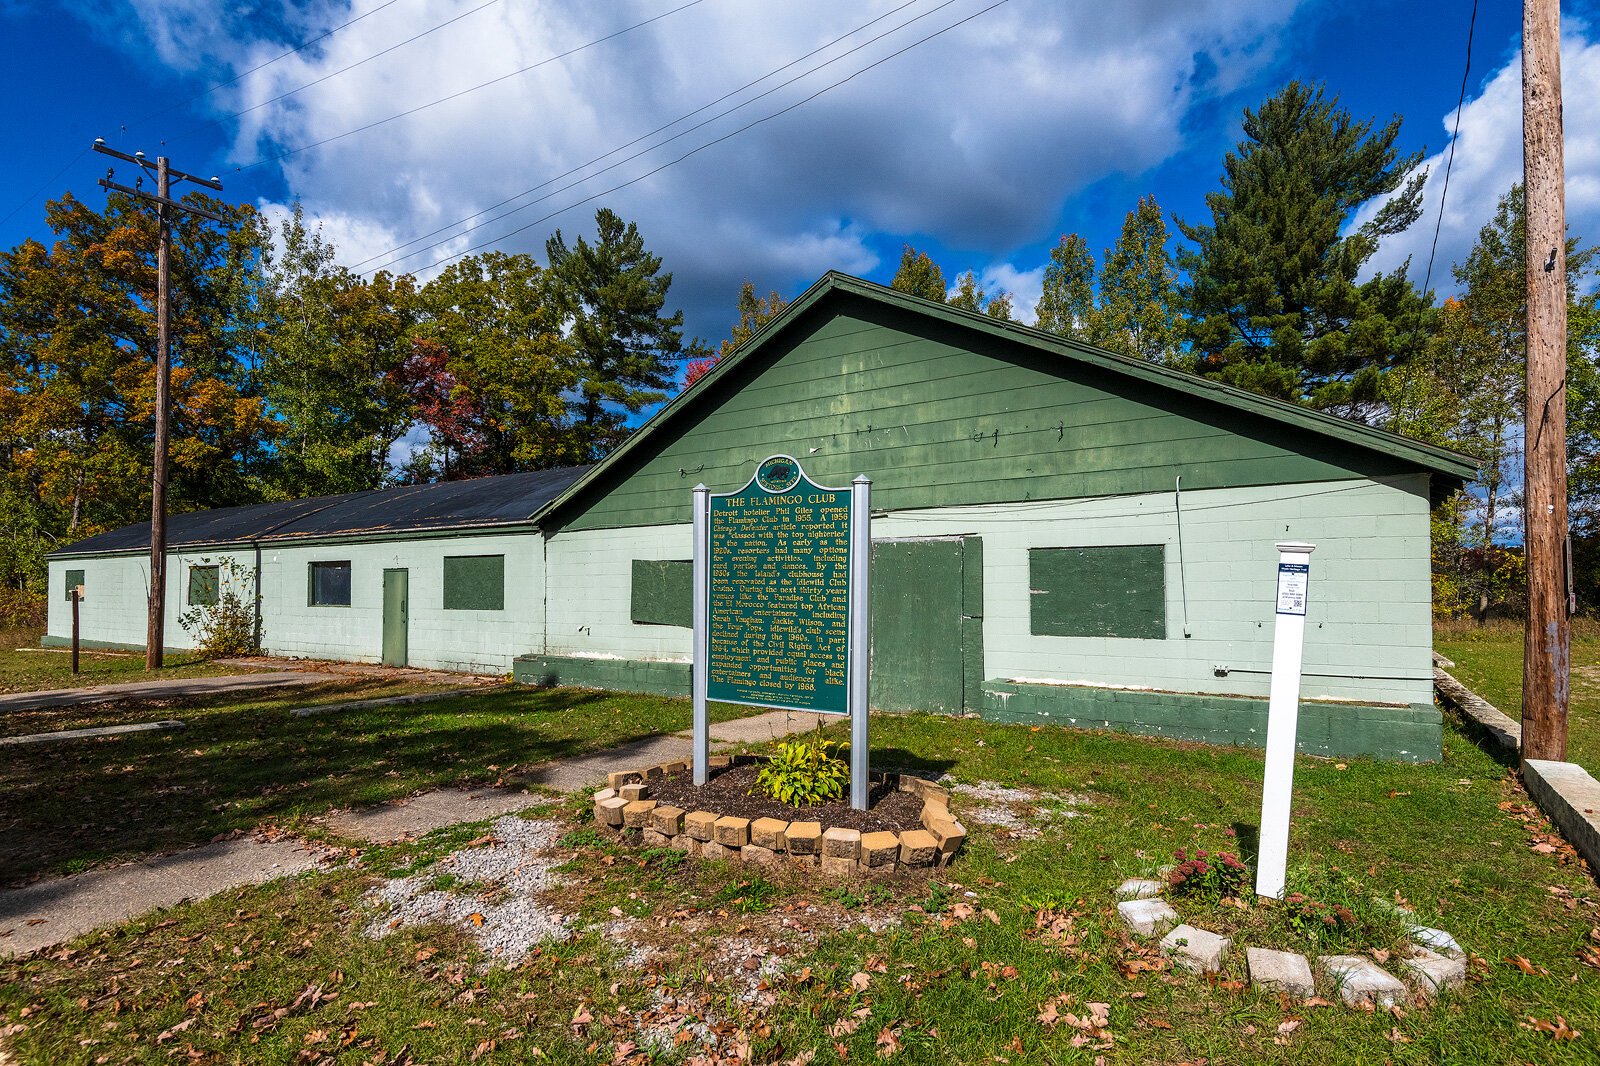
(849, 476, 872, 810)
(71, 585, 85, 676)
(1255, 541, 1315, 899)
(692, 484, 711, 786)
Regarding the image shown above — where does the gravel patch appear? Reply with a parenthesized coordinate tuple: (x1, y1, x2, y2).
(949, 781, 1091, 838)
(365, 815, 573, 962)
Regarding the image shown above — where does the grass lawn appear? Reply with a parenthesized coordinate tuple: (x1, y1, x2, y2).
(0, 628, 246, 695)
(1435, 618, 1600, 771)
(0, 678, 753, 885)
(4, 699, 1598, 1064)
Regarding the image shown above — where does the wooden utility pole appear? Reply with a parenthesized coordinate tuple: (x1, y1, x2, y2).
(1521, 0, 1571, 763)
(91, 140, 223, 670)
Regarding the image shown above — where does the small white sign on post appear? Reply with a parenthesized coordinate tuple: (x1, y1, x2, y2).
(1255, 541, 1315, 900)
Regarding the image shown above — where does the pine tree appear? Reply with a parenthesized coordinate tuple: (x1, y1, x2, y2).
(1177, 81, 1430, 414)
(890, 246, 946, 302)
(685, 281, 788, 388)
(1094, 196, 1181, 364)
(546, 208, 687, 460)
(1034, 234, 1095, 340)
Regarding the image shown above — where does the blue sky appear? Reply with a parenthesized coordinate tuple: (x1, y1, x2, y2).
(0, 0, 1592, 346)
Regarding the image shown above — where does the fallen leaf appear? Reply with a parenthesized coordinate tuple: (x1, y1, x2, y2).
(851, 971, 872, 992)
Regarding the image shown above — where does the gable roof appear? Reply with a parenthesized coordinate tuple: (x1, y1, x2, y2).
(51, 465, 590, 558)
(535, 271, 1478, 525)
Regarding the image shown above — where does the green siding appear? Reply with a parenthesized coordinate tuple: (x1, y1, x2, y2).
(630, 559, 692, 627)
(443, 554, 505, 611)
(1029, 545, 1165, 639)
(980, 680, 1442, 763)
(187, 564, 219, 607)
(513, 654, 690, 697)
(556, 298, 1418, 532)
(64, 569, 84, 600)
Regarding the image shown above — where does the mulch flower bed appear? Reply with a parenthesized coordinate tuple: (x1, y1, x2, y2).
(648, 763, 922, 834)
(592, 755, 967, 875)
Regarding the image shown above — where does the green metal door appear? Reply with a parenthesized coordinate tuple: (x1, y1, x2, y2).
(382, 568, 408, 668)
(869, 537, 982, 713)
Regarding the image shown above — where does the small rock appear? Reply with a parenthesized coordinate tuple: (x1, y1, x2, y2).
(1406, 925, 1464, 959)
(1246, 947, 1316, 998)
(1115, 878, 1163, 901)
(1160, 924, 1230, 974)
(1399, 947, 1466, 995)
(1317, 955, 1408, 1008)
(1117, 897, 1179, 938)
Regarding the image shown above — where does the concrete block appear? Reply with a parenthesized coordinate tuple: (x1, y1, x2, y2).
(642, 828, 669, 847)
(1160, 924, 1230, 974)
(822, 827, 861, 859)
(789, 851, 819, 869)
(929, 817, 966, 855)
(650, 805, 685, 836)
(1400, 948, 1466, 995)
(1406, 925, 1464, 959)
(700, 840, 728, 860)
(742, 844, 777, 865)
(593, 787, 616, 803)
(642, 765, 664, 781)
(658, 759, 689, 775)
(1317, 955, 1408, 1008)
(622, 799, 657, 829)
(1522, 759, 1600, 875)
(596, 796, 627, 827)
(860, 831, 900, 867)
(785, 821, 822, 855)
(1115, 878, 1163, 901)
(684, 810, 717, 842)
(607, 771, 638, 790)
(750, 817, 788, 850)
(619, 783, 649, 802)
(1247, 947, 1316, 998)
(713, 816, 750, 848)
(708, 755, 733, 769)
(820, 854, 856, 877)
(668, 834, 698, 855)
(899, 829, 938, 866)
(1117, 898, 1179, 938)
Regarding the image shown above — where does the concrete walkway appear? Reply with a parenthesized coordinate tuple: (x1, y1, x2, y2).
(0, 836, 326, 957)
(0, 709, 830, 955)
(0, 671, 324, 715)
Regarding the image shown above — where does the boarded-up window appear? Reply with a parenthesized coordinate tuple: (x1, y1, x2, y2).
(188, 564, 220, 607)
(309, 561, 352, 606)
(444, 554, 505, 611)
(631, 559, 691, 627)
(64, 569, 85, 600)
(1029, 545, 1166, 639)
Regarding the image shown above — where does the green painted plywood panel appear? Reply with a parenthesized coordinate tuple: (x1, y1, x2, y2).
(631, 559, 692, 627)
(557, 298, 1420, 533)
(1029, 545, 1166, 639)
(187, 564, 219, 607)
(443, 554, 505, 611)
(64, 569, 84, 600)
(870, 539, 964, 714)
(960, 537, 984, 713)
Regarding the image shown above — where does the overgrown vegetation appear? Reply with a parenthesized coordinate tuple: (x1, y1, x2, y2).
(175, 558, 259, 657)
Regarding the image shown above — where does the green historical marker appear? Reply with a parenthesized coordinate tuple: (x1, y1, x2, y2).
(705, 455, 852, 714)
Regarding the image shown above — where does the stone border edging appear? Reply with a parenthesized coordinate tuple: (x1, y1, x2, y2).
(1521, 759, 1600, 877)
(591, 754, 965, 873)
(288, 687, 496, 717)
(1433, 667, 1521, 754)
(0, 719, 186, 746)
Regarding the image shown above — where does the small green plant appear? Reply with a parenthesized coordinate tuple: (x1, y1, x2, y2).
(1270, 866, 1406, 949)
(713, 877, 778, 914)
(558, 826, 609, 850)
(1165, 848, 1249, 900)
(754, 729, 849, 807)
(830, 882, 897, 910)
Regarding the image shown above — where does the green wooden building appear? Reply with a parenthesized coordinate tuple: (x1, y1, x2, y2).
(48, 273, 1475, 760)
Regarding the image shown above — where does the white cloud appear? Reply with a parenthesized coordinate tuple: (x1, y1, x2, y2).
(95, 0, 1307, 332)
(1361, 25, 1600, 295)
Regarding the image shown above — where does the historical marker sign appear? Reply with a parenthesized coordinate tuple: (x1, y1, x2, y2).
(706, 455, 852, 714)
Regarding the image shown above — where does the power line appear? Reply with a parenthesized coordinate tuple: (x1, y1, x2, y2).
(232, 0, 710, 175)
(392, 0, 1010, 279)
(174, 0, 502, 143)
(351, 0, 929, 270)
(0, 147, 89, 228)
(126, 0, 408, 129)
(360, 0, 966, 274)
(1422, 0, 1478, 297)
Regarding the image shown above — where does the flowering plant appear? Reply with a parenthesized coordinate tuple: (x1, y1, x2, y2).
(1165, 848, 1250, 899)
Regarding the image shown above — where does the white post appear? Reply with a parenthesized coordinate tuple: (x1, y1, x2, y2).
(692, 484, 710, 785)
(1256, 541, 1315, 899)
(849, 476, 872, 810)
